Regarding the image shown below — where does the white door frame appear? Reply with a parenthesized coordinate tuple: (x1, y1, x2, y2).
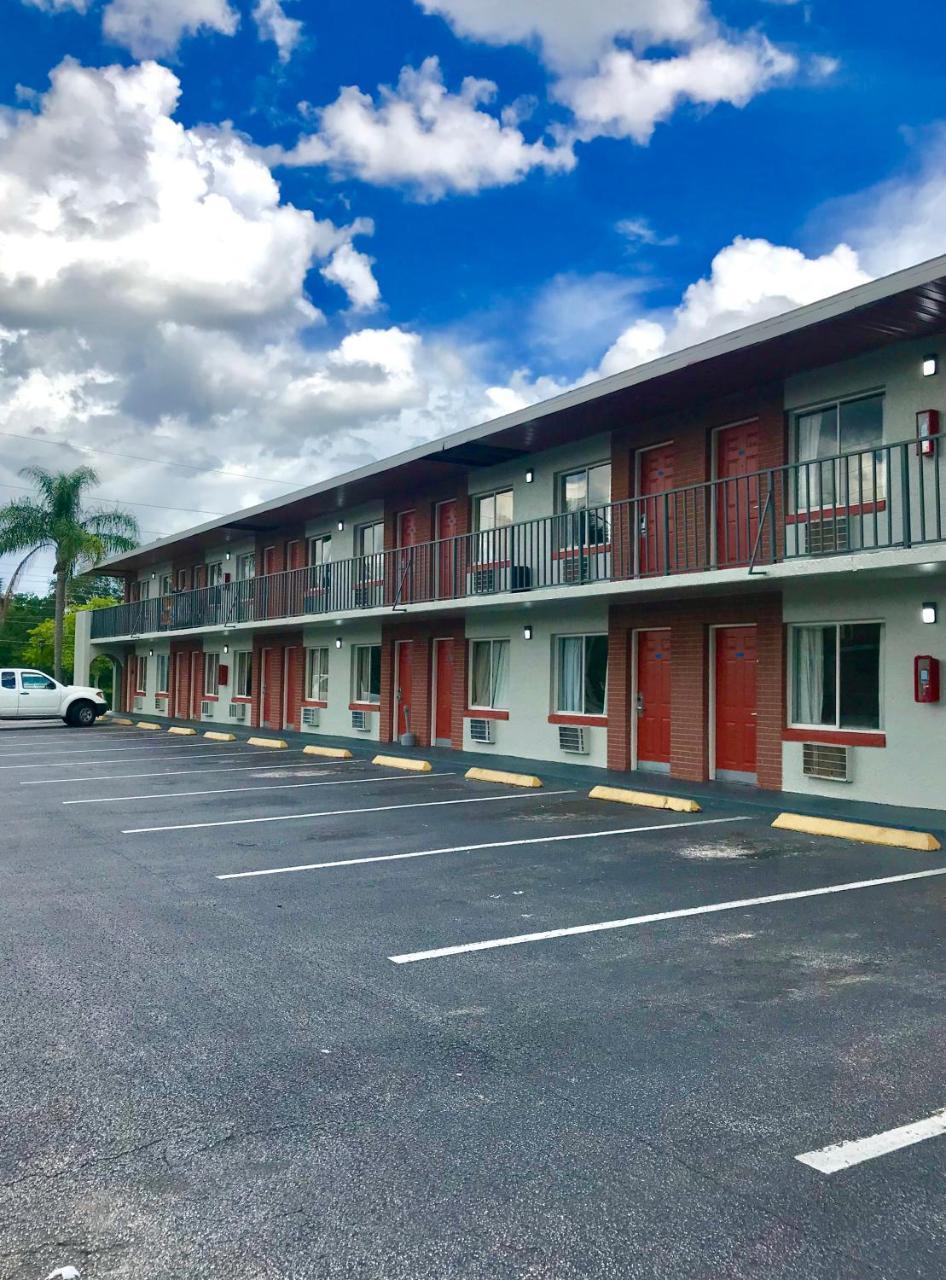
(631, 626, 671, 772)
(708, 622, 758, 783)
(260, 646, 272, 729)
(393, 640, 411, 740)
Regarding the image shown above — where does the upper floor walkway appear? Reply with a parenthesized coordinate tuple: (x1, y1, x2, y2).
(90, 435, 946, 642)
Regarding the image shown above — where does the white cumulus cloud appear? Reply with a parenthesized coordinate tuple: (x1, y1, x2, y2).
(276, 56, 576, 199)
(101, 0, 239, 58)
(253, 0, 302, 63)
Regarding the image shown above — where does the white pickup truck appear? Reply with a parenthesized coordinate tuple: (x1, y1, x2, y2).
(0, 668, 109, 726)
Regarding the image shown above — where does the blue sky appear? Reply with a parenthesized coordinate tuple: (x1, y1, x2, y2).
(1, 0, 946, 590)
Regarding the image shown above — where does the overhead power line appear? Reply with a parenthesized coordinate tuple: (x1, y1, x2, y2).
(0, 480, 224, 518)
(0, 431, 291, 486)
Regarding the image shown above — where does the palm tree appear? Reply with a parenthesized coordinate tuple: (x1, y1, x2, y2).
(0, 466, 139, 682)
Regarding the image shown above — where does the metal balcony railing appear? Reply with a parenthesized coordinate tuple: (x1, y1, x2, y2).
(90, 437, 946, 640)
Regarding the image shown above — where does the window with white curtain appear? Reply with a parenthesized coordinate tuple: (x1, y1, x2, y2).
(556, 634, 608, 715)
(469, 639, 510, 709)
(234, 651, 253, 698)
(204, 653, 220, 698)
(155, 654, 169, 695)
(135, 655, 148, 694)
(793, 394, 884, 510)
(306, 647, 329, 702)
(791, 622, 882, 729)
(353, 644, 382, 703)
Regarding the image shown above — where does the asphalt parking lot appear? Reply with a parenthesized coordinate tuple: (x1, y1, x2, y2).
(2, 720, 945, 1280)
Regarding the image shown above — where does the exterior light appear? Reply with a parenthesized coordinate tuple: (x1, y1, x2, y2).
(225, 551, 231, 561)
(335, 637, 343, 649)
(523, 625, 533, 640)
(337, 519, 345, 531)
(151, 571, 156, 579)
(148, 649, 154, 657)
(525, 468, 535, 483)
(223, 644, 229, 655)
(922, 602, 938, 624)
(923, 355, 938, 377)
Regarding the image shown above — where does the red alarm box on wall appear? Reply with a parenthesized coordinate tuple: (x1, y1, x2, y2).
(917, 409, 940, 457)
(914, 655, 940, 703)
(218, 664, 229, 686)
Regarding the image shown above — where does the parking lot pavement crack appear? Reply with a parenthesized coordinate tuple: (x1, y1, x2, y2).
(1, 1131, 193, 1191)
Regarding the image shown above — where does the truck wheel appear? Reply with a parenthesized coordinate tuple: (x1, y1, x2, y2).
(66, 701, 97, 727)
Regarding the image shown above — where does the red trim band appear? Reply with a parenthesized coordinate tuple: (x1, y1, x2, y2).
(783, 728, 886, 747)
(464, 708, 510, 720)
(548, 713, 608, 726)
(303, 699, 328, 709)
(349, 701, 379, 713)
(784, 501, 886, 525)
(551, 544, 612, 561)
(229, 695, 252, 703)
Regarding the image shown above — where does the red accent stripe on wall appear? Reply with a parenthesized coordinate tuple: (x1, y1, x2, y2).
(783, 728, 886, 748)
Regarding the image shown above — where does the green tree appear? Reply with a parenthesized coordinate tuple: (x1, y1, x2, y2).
(0, 591, 55, 667)
(23, 598, 120, 687)
(0, 467, 139, 682)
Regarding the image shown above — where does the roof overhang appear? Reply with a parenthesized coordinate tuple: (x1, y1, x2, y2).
(99, 254, 946, 574)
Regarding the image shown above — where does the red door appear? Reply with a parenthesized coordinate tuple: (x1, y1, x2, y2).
(395, 641, 414, 738)
(716, 421, 760, 567)
(262, 647, 284, 730)
(190, 651, 202, 720)
(433, 638, 455, 744)
(638, 444, 675, 575)
(715, 626, 757, 779)
(397, 510, 418, 602)
(636, 630, 671, 769)
(436, 501, 458, 598)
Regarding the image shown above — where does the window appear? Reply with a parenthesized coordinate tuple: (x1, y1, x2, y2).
(474, 490, 514, 531)
(353, 644, 381, 704)
(207, 562, 224, 587)
(135, 655, 148, 695)
(236, 553, 255, 580)
(470, 639, 510, 710)
(358, 522, 385, 557)
(306, 646, 329, 703)
(556, 635, 608, 716)
(791, 623, 882, 730)
(155, 654, 169, 695)
(204, 652, 220, 698)
(234, 651, 253, 698)
(160, 574, 173, 595)
(22, 672, 56, 690)
(1, 671, 16, 690)
(308, 535, 332, 566)
(177, 568, 188, 590)
(557, 462, 611, 547)
(794, 393, 885, 510)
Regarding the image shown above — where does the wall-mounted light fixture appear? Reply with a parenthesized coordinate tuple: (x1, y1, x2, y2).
(223, 644, 229, 655)
(148, 649, 154, 657)
(337, 519, 345, 532)
(151, 571, 156, 579)
(523, 624, 533, 641)
(525, 468, 535, 484)
(335, 636, 343, 649)
(923, 354, 939, 377)
(225, 551, 231, 561)
(922, 601, 938, 624)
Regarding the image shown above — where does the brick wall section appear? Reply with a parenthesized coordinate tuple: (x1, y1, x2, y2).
(383, 483, 469, 605)
(380, 617, 466, 747)
(250, 630, 304, 731)
(607, 592, 784, 790)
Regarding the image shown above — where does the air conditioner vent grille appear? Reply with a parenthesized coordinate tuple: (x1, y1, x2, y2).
(302, 707, 320, 729)
(558, 724, 588, 754)
(806, 516, 850, 555)
(229, 701, 248, 722)
(469, 717, 495, 744)
(201, 701, 214, 720)
(802, 742, 851, 782)
(351, 709, 370, 731)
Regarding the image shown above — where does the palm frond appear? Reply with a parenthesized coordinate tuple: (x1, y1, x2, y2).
(0, 547, 45, 626)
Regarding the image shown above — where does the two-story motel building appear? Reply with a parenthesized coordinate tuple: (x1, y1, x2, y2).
(76, 257, 946, 811)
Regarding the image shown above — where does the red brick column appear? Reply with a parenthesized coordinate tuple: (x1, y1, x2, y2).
(379, 633, 396, 743)
(606, 615, 631, 771)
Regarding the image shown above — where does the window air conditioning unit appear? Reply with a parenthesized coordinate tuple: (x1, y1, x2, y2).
(560, 556, 583, 585)
(467, 565, 532, 596)
(469, 567, 496, 594)
(351, 709, 371, 731)
(558, 724, 588, 754)
(133, 696, 144, 712)
(229, 702, 248, 722)
(201, 701, 214, 720)
(469, 717, 495, 744)
(802, 742, 852, 782)
(805, 516, 850, 555)
(302, 707, 320, 729)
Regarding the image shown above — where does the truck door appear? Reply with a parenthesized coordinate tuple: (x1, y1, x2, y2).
(19, 671, 63, 716)
(0, 670, 17, 717)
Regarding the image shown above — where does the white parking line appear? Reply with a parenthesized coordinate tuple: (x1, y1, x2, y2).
(65, 771, 456, 805)
(796, 1107, 946, 1175)
(388, 865, 946, 964)
(21, 756, 318, 786)
(3, 747, 287, 772)
(122, 790, 576, 834)
(0, 740, 236, 759)
(217, 815, 751, 880)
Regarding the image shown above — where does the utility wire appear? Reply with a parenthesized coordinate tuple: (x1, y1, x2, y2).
(0, 431, 291, 486)
(0, 480, 224, 518)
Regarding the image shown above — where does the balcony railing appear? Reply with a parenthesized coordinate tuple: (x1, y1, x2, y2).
(90, 437, 946, 640)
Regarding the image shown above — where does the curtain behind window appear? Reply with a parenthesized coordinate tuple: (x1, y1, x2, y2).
(559, 637, 582, 712)
(491, 641, 509, 708)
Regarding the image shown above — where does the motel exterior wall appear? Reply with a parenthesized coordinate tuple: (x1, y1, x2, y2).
(85, 331, 946, 811)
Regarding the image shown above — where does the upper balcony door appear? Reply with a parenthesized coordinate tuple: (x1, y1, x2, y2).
(396, 510, 417, 603)
(637, 443, 675, 576)
(714, 420, 760, 568)
(435, 500, 458, 598)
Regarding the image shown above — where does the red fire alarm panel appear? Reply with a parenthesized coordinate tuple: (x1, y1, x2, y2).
(917, 409, 940, 457)
(914, 654, 940, 703)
